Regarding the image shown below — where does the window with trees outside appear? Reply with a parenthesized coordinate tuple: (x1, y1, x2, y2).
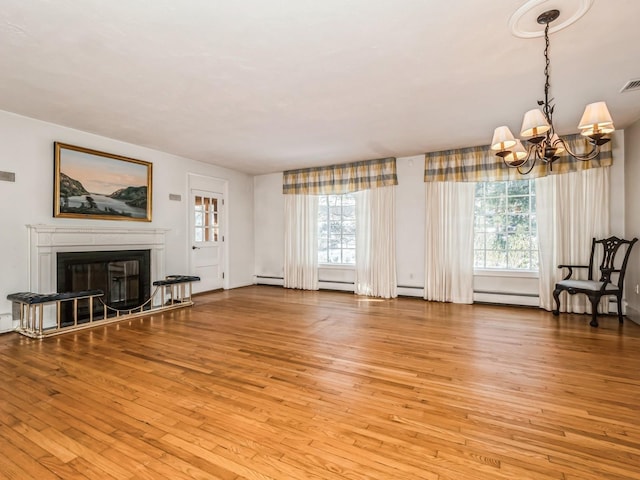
(318, 194, 356, 265)
(474, 180, 538, 271)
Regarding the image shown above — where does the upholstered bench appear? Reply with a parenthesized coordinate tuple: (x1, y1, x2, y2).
(152, 275, 200, 306)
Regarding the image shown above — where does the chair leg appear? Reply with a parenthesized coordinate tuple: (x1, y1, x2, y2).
(617, 294, 624, 323)
(589, 296, 599, 327)
(552, 288, 561, 316)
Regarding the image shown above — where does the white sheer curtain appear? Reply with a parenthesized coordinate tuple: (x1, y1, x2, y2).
(284, 194, 319, 290)
(355, 186, 397, 298)
(424, 181, 475, 303)
(536, 167, 610, 312)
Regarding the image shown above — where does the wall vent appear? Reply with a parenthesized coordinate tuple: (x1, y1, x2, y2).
(620, 78, 640, 93)
(0, 171, 15, 182)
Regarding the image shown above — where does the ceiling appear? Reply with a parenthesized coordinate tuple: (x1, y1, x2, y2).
(1, 0, 640, 175)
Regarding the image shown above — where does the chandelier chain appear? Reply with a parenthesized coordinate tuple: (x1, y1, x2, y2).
(543, 21, 552, 126)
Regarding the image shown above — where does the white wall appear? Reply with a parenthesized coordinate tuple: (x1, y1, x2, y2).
(624, 118, 640, 325)
(253, 133, 626, 306)
(395, 156, 426, 294)
(254, 172, 284, 281)
(610, 131, 626, 236)
(0, 110, 254, 330)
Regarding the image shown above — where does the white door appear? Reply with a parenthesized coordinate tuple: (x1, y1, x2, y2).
(191, 190, 224, 293)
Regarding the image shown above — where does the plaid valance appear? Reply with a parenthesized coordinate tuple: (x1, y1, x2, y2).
(424, 134, 613, 182)
(283, 157, 398, 195)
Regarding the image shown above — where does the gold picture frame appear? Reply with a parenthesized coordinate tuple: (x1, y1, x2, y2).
(54, 142, 152, 222)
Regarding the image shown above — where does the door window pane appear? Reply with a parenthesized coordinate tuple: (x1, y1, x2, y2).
(194, 195, 220, 244)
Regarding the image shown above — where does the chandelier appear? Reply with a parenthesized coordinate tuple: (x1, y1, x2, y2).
(490, 9, 614, 174)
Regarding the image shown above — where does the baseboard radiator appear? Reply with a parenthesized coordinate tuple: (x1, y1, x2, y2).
(254, 276, 625, 312)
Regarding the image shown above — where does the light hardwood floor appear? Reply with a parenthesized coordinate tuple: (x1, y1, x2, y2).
(1, 285, 640, 479)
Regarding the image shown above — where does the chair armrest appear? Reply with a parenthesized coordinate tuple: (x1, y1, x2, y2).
(557, 264, 589, 280)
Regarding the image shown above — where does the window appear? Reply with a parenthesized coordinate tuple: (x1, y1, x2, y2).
(194, 194, 220, 243)
(474, 180, 538, 270)
(318, 194, 356, 264)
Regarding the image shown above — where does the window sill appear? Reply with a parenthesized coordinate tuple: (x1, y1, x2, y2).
(474, 269, 539, 279)
(318, 264, 355, 269)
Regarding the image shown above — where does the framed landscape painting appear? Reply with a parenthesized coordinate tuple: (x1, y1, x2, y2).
(54, 142, 152, 222)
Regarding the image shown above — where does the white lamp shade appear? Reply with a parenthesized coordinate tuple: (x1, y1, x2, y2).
(520, 109, 551, 138)
(549, 133, 565, 154)
(503, 140, 527, 166)
(578, 101, 614, 130)
(580, 124, 615, 137)
(491, 126, 516, 151)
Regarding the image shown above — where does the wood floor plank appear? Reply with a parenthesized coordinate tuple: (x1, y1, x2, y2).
(1, 285, 640, 479)
(0, 433, 58, 480)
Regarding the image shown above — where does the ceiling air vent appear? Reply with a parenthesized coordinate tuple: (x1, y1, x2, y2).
(620, 79, 640, 93)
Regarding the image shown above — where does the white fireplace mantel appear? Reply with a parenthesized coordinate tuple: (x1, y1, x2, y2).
(27, 224, 168, 294)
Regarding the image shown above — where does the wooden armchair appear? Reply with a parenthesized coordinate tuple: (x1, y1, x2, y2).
(552, 236, 638, 327)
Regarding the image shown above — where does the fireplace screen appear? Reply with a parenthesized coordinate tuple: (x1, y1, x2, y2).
(57, 250, 151, 324)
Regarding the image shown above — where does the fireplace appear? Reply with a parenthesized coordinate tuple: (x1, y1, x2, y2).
(27, 224, 167, 329)
(57, 250, 151, 323)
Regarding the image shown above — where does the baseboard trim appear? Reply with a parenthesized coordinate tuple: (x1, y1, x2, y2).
(626, 305, 640, 326)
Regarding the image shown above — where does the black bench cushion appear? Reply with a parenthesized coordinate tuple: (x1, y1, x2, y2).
(7, 290, 104, 304)
(153, 275, 200, 286)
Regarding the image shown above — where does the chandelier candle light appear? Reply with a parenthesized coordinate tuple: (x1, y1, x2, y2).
(490, 9, 614, 174)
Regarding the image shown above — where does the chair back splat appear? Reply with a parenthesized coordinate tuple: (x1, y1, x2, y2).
(552, 236, 638, 327)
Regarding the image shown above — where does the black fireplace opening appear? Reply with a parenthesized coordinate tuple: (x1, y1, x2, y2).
(57, 250, 151, 324)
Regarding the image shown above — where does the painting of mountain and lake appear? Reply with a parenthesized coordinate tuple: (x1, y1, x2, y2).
(54, 142, 152, 222)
